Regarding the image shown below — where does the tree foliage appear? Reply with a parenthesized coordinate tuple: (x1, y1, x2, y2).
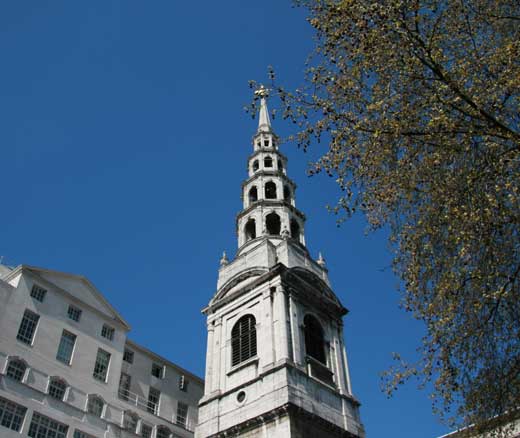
(249, 0, 520, 432)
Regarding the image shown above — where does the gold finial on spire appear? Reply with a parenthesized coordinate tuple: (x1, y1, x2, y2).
(254, 84, 269, 99)
(255, 85, 272, 132)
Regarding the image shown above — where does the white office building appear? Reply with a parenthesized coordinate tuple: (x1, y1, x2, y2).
(0, 263, 203, 438)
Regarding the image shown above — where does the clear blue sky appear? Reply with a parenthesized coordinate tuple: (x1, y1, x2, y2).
(0, 2, 449, 437)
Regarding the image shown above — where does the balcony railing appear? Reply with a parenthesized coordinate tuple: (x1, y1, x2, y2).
(118, 388, 194, 432)
(118, 388, 158, 415)
(306, 356, 335, 386)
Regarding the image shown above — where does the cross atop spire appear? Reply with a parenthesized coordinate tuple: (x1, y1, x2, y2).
(255, 85, 272, 133)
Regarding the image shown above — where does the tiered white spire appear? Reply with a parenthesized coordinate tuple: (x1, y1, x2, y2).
(233, 85, 308, 252)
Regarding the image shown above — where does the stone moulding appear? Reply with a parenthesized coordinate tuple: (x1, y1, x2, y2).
(206, 402, 362, 438)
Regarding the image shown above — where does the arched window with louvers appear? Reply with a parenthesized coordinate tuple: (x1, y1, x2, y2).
(231, 315, 257, 367)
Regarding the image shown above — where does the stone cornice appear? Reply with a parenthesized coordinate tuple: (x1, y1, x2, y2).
(241, 170, 297, 190)
(204, 401, 362, 438)
(206, 262, 346, 322)
(247, 148, 286, 163)
(198, 357, 360, 409)
(204, 263, 286, 314)
(236, 199, 306, 223)
(281, 268, 348, 318)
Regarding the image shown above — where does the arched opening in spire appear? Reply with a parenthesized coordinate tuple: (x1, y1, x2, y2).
(265, 181, 277, 199)
(278, 159, 283, 171)
(245, 219, 256, 241)
(252, 160, 259, 172)
(248, 186, 258, 204)
(284, 185, 291, 202)
(264, 156, 273, 168)
(265, 213, 281, 235)
(304, 315, 326, 364)
(290, 219, 301, 243)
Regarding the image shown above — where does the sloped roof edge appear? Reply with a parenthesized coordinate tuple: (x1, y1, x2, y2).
(17, 264, 131, 330)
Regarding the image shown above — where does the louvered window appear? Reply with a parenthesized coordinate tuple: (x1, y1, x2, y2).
(231, 315, 257, 367)
(304, 315, 326, 364)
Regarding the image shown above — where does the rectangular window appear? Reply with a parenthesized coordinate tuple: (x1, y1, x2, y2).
(56, 330, 76, 364)
(67, 305, 82, 322)
(16, 309, 39, 345)
(140, 424, 152, 438)
(93, 349, 111, 382)
(30, 285, 47, 302)
(118, 373, 131, 401)
(28, 412, 68, 438)
(176, 402, 188, 428)
(48, 378, 67, 400)
(151, 363, 163, 379)
(0, 396, 27, 432)
(74, 431, 97, 438)
(123, 349, 134, 364)
(87, 396, 104, 417)
(101, 324, 114, 341)
(6, 360, 26, 381)
(147, 387, 160, 414)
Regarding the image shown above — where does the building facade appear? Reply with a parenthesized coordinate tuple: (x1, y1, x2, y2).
(0, 264, 203, 438)
(196, 88, 365, 438)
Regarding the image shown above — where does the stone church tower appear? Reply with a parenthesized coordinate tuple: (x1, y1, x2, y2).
(195, 88, 365, 438)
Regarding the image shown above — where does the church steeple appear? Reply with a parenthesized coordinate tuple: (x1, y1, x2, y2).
(196, 87, 364, 438)
(236, 87, 307, 253)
